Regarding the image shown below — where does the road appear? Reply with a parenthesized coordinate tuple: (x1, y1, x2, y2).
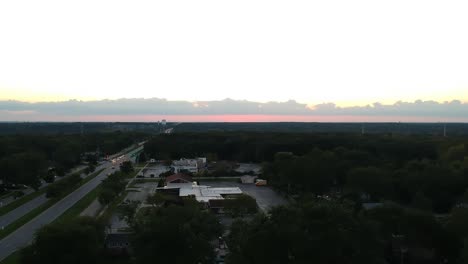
(0, 146, 143, 261)
(0, 165, 86, 208)
(0, 195, 48, 229)
(0, 163, 104, 229)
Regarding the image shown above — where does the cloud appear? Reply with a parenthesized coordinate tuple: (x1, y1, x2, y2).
(0, 98, 467, 121)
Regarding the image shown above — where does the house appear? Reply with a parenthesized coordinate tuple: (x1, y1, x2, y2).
(105, 232, 131, 255)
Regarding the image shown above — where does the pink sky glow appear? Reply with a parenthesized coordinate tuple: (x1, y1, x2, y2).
(3, 113, 468, 123)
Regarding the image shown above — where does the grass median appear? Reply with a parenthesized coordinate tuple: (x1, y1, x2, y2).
(0, 190, 46, 217)
(0, 168, 105, 240)
(53, 186, 102, 224)
(0, 168, 86, 217)
(0, 251, 20, 264)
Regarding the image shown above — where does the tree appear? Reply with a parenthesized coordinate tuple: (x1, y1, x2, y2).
(117, 201, 141, 226)
(346, 167, 392, 201)
(411, 191, 433, 211)
(20, 217, 104, 264)
(133, 199, 222, 264)
(365, 204, 458, 262)
(98, 189, 115, 205)
(157, 178, 165, 187)
(84, 164, 96, 175)
(224, 194, 258, 217)
(120, 161, 133, 174)
(13, 190, 25, 199)
(138, 152, 147, 163)
(227, 202, 386, 264)
(146, 193, 167, 207)
(460, 237, 468, 264)
(448, 207, 468, 239)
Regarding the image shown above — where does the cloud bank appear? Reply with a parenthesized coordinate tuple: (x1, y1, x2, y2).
(0, 98, 467, 122)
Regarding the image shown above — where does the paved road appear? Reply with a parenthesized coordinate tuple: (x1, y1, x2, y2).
(0, 146, 143, 261)
(0, 195, 48, 229)
(0, 163, 106, 229)
(0, 165, 113, 260)
(0, 165, 87, 208)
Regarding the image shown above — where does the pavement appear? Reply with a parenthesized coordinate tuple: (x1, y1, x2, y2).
(0, 165, 87, 208)
(0, 194, 48, 229)
(139, 164, 169, 178)
(235, 163, 262, 174)
(0, 146, 143, 261)
(0, 164, 104, 230)
(79, 199, 102, 217)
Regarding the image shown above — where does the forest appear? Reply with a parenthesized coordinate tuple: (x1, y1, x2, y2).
(0, 131, 147, 189)
(142, 132, 468, 263)
(5, 130, 468, 263)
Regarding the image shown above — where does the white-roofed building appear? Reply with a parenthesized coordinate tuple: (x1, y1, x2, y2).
(157, 181, 242, 203)
(172, 158, 207, 173)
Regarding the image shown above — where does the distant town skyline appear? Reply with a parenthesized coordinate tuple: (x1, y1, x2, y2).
(1, 0, 468, 121)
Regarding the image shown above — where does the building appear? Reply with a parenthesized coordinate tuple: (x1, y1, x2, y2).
(240, 175, 257, 184)
(165, 173, 193, 185)
(105, 232, 131, 255)
(158, 173, 242, 203)
(172, 157, 206, 174)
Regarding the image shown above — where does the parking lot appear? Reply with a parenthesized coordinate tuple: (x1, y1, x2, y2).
(138, 164, 170, 178)
(235, 163, 262, 175)
(125, 182, 158, 202)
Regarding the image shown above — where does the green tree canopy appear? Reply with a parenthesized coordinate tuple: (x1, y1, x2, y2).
(132, 199, 222, 264)
(20, 217, 104, 264)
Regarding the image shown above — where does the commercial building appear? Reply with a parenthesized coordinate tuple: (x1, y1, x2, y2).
(172, 157, 206, 173)
(159, 173, 242, 203)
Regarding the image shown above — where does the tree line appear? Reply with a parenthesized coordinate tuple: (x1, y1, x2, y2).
(0, 132, 147, 189)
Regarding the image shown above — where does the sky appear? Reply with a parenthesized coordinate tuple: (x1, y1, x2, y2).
(1, 0, 468, 122)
